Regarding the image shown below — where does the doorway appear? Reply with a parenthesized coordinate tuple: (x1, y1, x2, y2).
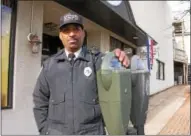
(41, 33, 63, 63)
(174, 61, 184, 84)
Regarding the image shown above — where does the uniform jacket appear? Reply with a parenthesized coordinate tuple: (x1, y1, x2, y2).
(33, 47, 105, 135)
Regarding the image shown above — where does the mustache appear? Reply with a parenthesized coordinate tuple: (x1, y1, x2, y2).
(68, 38, 78, 41)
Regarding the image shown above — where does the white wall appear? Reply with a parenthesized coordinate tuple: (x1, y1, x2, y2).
(2, 1, 44, 135)
(184, 36, 190, 63)
(175, 36, 185, 50)
(130, 1, 174, 94)
(175, 35, 190, 63)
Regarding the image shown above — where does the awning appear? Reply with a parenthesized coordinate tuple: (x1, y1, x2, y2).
(55, 0, 157, 47)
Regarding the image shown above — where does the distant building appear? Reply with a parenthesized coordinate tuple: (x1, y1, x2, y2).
(172, 20, 189, 85)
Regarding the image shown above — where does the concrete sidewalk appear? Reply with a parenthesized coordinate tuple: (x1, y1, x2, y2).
(158, 86, 190, 135)
(145, 85, 190, 135)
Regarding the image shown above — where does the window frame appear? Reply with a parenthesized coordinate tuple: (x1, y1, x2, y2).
(156, 59, 165, 80)
(1, 0, 17, 109)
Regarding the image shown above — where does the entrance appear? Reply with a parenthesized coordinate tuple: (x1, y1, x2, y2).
(174, 61, 185, 84)
(41, 33, 62, 62)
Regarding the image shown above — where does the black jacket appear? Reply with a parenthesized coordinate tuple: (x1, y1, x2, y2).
(33, 47, 105, 135)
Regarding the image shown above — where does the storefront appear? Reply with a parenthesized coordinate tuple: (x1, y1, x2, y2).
(2, 1, 158, 135)
(56, 0, 149, 47)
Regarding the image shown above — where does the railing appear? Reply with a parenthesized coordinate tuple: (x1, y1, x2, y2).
(173, 48, 188, 63)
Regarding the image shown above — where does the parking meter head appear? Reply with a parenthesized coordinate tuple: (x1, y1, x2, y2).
(96, 52, 132, 135)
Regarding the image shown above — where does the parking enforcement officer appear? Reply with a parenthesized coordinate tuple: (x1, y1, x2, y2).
(33, 12, 129, 135)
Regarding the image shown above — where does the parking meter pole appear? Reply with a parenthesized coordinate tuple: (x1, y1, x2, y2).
(126, 127, 137, 135)
(135, 125, 144, 135)
(130, 71, 150, 135)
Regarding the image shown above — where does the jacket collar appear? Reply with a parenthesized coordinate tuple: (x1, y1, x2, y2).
(55, 46, 91, 62)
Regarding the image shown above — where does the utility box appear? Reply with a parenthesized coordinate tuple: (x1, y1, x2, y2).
(96, 52, 132, 135)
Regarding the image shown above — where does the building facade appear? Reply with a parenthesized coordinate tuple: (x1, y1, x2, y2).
(130, 1, 174, 94)
(1, 0, 174, 134)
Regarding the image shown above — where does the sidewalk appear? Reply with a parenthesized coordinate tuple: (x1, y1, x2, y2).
(158, 86, 190, 135)
(145, 85, 190, 135)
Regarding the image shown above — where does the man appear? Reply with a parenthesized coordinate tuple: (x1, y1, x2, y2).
(33, 12, 129, 135)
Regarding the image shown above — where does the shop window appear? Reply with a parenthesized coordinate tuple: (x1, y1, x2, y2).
(156, 60, 165, 80)
(41, 34, 63, 64)
(110, 36, 134, 56)
(110, 36, 134, 59)
(1, 0, 17, 109)
(110, 36, 124, 51)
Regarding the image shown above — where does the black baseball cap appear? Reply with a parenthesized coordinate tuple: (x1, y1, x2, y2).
(59, 12, 84, 29)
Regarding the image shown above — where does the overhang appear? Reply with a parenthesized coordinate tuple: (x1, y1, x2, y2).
(55, 0, 157, 47)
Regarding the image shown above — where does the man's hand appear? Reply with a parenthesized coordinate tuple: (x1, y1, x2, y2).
(114, 48, 129, 68)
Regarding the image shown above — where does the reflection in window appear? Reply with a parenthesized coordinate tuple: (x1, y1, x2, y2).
(110, 36, 134, 60)
(156, 61, 160, 79)
(160, 63, 163, 79)
(1, 0, 16, 108)
(110, 36, 124, 51)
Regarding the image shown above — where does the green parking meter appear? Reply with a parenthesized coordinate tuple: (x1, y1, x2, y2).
(96, 52, 132, 135)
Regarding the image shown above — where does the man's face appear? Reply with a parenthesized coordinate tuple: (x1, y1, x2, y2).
(59, 24, 85, 52)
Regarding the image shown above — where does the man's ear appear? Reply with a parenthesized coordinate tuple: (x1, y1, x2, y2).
(59, 32, 62, 41)
(82, 29, 86, 39)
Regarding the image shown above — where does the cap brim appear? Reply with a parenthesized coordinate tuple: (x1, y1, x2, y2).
(59, 22, 83, 29)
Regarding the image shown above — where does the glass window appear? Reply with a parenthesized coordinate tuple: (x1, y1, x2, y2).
(110, 36, 123, 51)
(1, 0, 17, 109)
(160, 63, 163, 80)
(156, 61, 160, 79)
(110, 36, 134, 60)
(156, 60, 165, 80)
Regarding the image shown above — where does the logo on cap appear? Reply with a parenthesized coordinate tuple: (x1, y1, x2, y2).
(64, 13, 79, 22)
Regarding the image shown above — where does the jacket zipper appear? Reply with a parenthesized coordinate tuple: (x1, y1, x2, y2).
(71, 62, 75, 134)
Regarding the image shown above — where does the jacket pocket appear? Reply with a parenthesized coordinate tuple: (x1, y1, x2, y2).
(78, 96, 102, 124)
(48, 93, 65, 123)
